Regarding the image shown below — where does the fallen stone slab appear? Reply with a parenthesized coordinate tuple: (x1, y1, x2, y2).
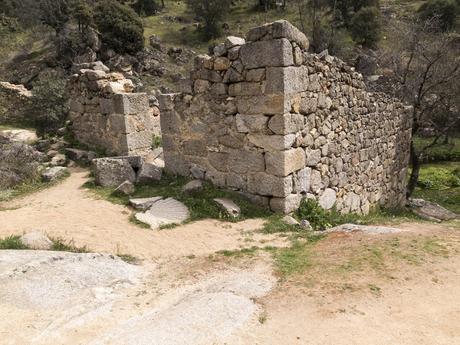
(110, 155, 144, 169)
(129, 196, 163, 210)
(182, 180, 203, 194)
(65, 148, 97, 163)
(42, 166, 69, 182)
(326, 223, 401, 234)
(137, 162, 162, 183)
(92, 158, 136, 187)
(20, 231, 53, 250)
(135, 198, 189, 229)
(409, 198, 458, 222)
(282, 215, 299, 226)
(114, 180, 135, 195)
(214, 198, 241, 218)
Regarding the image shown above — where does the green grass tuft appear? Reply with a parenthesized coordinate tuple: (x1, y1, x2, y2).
(0, 235, 28, 249)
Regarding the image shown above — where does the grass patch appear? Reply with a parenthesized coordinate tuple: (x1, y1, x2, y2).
(84, 174, 271, 223)
(0, 235, 28, 249)
(129, 214, 151, 229)
(216, 246, 260, 258)
(413, 136, 460, 163)
(413, 162, 460, 214)
(50, 237, 88, 253)
(117, 253, 140, 264)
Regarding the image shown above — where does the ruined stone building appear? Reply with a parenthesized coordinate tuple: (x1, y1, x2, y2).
(159, 20, 413, 214)
(68, 62, 161, 156)
(67, 21, 412, 215)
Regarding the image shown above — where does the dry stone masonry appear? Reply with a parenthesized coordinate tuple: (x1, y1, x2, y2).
(159, 20, 413, 214)
(68, 62, 161, 156)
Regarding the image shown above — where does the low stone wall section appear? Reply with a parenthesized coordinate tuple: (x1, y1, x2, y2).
(68, 62, 160, 156)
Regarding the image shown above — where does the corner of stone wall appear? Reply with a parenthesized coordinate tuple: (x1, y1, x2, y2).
(159, 20, 413, 215)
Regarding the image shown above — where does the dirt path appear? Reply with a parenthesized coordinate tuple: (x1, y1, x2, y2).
(0, 168, 286, 259)
(1, 169, 460, 344)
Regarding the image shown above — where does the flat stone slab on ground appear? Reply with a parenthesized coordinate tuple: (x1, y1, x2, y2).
(135, 198, 189, 229)
(129, 196, 163, 210)
(326, 223, 401, 234)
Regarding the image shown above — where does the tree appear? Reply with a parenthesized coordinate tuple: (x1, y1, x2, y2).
(24, 74, 69, 135)
(380, 18, 460, 197)
(94, 0, 144, 54)
(133, 0, 160, 16)
(39, 0, 72, 34)
(73, 0, 93, 32)
(349, 6, 380, 47)
(186, 0, 231, 40)
(418, 0, 459, 32)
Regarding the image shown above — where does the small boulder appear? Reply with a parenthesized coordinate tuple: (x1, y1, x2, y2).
(129, 196, 162, 211)
(137, 163, 162, 184)
(409, 198, 458, 222)
(114, 180, 135, 195)
(318, 188, 337, 210)
(214, 198, 241, 218)
(51, 153, 66, 166)
(92, 158, 136, 187)
(65, 148, 96, 163)
(225, 36, 246, 49)
(20, 231, 53, 250)
(182, 180, 203, 194)
(282, 215, 299, 226)
(300, 219, 312, 230)
(0, 129, 38, 145)
(42, 166, 69, 182)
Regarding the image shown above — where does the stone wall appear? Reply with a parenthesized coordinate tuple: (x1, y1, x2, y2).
(159, 20, 413, 214)
(0, 82, 32, 124)
(68, 62, 160, 156)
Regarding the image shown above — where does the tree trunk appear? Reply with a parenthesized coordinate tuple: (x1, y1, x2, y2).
(406, 140, 420, 198)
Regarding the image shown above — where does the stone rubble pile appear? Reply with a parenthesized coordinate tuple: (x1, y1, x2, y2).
(68, 61, 161, 156)
(159, 20, 413, 215)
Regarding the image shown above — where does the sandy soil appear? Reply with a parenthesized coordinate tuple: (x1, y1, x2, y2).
(0, 168, 287, 259)
(1, 169, 460, 345)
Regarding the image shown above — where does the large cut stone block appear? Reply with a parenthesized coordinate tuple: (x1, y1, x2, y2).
(236, 95, 286, 115)
(246, 20, 309, 50)
(248, 134, 296, 151)
(239, 38, 294, 69)
(265, 66, 309, 94)
(113, 93, 150, 114)
(248, 173, 292, 197)
(265, 148, 306, 177)
(270, 194, 302, 213)
(228, 150, 265, 174)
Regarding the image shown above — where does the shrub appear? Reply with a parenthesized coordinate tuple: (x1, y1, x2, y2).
(186, 0, 231, 40)
(419, 0, 458, 31)
(94, 0, 144, 55)
(133, 0, 160, 16)
(349, 6, 381, 47)
(296, 198, 332, 231)
(0, 139, 43, 190)
(24, 74, 68, 135)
